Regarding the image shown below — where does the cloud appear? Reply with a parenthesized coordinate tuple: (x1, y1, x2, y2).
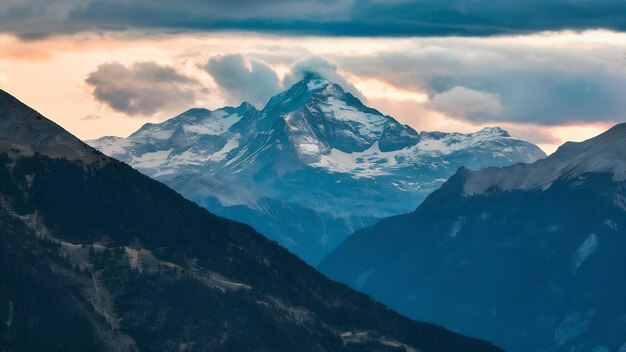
(0, 0, 88, 40)
(333, 35, 626, 125)
(430, 86, 502, 119)
(500, 124, 560, 146)
(86, 61, 205, 116)
(59, 32, 626, 127)
(3, 0, 626, 38)
(205, 54, 281, 106)
(205, 55, 363, 105)
(0, 0, 353, 39)
(283, 57, 364, 99)
(348, 0, 626, 36)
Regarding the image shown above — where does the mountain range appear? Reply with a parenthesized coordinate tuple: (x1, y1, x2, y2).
(319, 123, 626, 352)
(0, 89, 504, 351)
(88, 74, 545, 264)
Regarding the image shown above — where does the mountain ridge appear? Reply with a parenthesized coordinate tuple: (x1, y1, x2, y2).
(319, 122, 626, 352)
(0, 87, 503, 352)
(88, 75, 546, 263)
(461, 122, 626, 196)
(0, 89, 100, 162)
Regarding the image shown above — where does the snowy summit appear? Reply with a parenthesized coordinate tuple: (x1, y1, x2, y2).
(88, 75, 545, 263)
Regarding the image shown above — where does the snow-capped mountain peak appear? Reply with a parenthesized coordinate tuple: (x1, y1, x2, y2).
(261, 74, 413, 158)
(87, 77, 546, 263)
(463, 122, 626, 195)
(265, 73, 357, 112)
(473, 126, 510, 138)
(130, 102, 256, 144)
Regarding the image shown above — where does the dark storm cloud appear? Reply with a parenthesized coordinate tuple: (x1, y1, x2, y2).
(348, 0, 626, 36)
(3, 0, 626, 38)
(204, 54, 282, 107)
(86, 61, 206, 116)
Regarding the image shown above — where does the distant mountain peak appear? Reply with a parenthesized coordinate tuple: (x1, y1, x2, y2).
(171, 102, 257, 124)
(474, 126, 510, 138)
(0, 89, 100, 162)
(319, 123, 626, 352)
(237, 101, 257, 111)
(128, 103, 258, 145)
(264, 74, 344, 111)
(303, 77, 341, 95)
(555, 121, 626, 155)
(87, 79, 546, 263)
(249, 75, 399, 157)
(462, 122, 626, 195)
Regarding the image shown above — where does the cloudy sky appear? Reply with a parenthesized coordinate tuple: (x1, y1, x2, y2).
(2, 1, 626, 153)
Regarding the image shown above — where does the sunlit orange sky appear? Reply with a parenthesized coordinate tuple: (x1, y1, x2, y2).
(2, 1, 626, 154)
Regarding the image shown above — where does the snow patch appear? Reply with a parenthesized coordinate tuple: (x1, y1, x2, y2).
(172, 135, 241, 165)
(307, 79, 328, 91)
(448, 217, 466, 239)
(132, 149, 171, 169)
(604, 219, 618, 231)
(554, 310, 596, 346)
(142, 128, 172, 141)
(312, 142, 403, 178)
(320, 97, 388, 140)
(211, 136, 240, 161)
(298, 142, 321, 155)
(183, 112, 241, 136)
(355, 269, 374, 289)
(87, 136, 133, 157)
(547, 224, 563, 233)
(572, 233, 599, 273)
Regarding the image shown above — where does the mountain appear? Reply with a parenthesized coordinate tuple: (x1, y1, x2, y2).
(318, 123, 626, 352)
(88, 74, 546, 264)
(0, 89, 504, 351)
